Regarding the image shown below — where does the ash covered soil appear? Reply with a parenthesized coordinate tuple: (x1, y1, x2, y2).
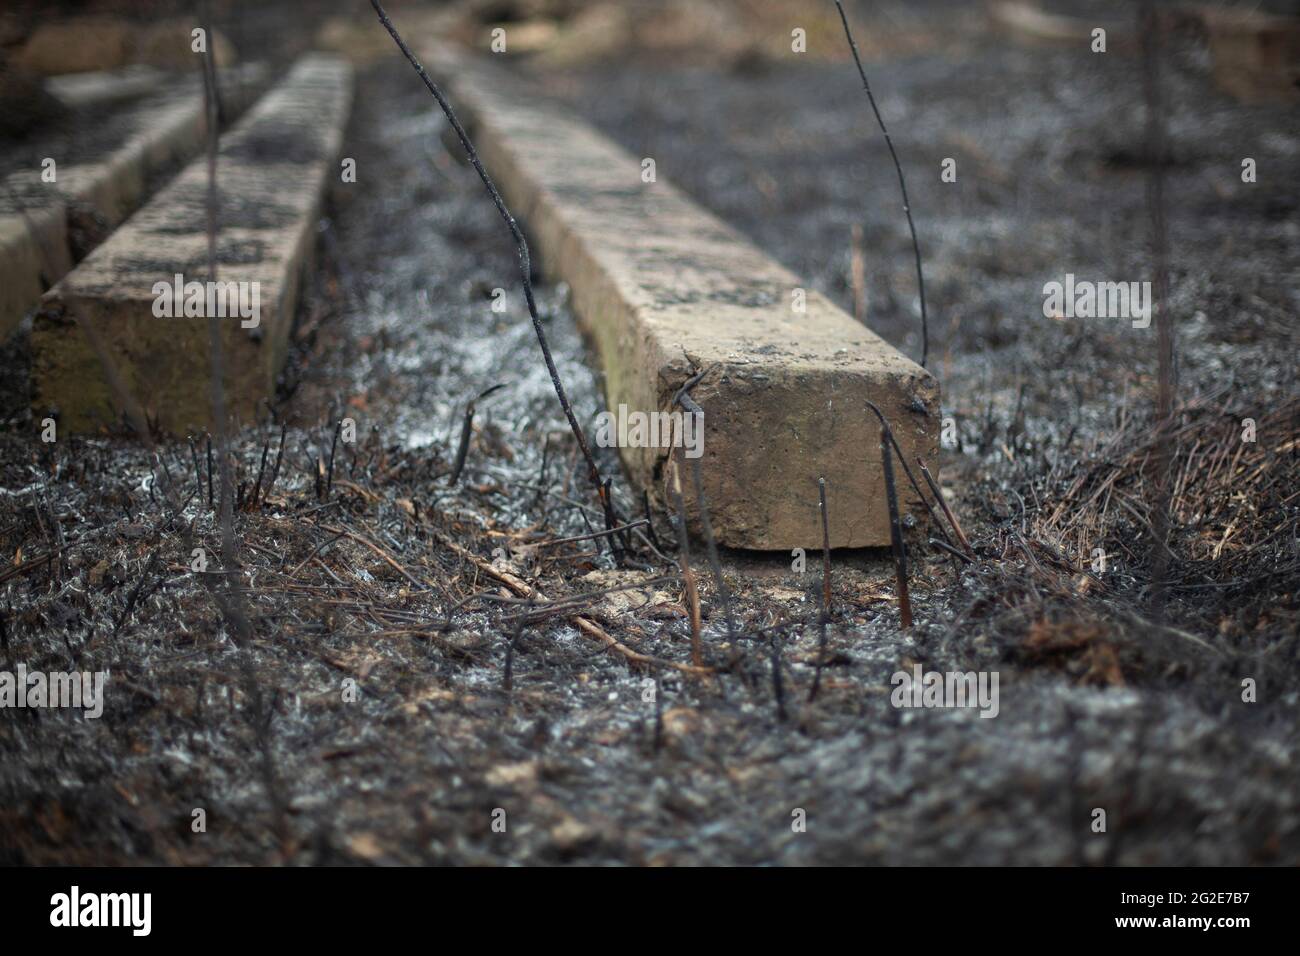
(2, 2, 1298, 864)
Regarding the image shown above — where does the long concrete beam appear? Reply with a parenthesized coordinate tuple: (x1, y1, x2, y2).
(0, 64, 268, 340)
(416, 42, 939, 549)
(32, 55, 352, 434)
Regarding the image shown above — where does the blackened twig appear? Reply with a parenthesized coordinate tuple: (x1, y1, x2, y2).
(929, 537, 972, 564)
(810, 477, 832, 702)
(686, 452, 734, 637)
(652, 676, 664, 752)
(668, 460, 703, 667)
(113, 549, 161, 636)
(850, 221, 868, 322)
(286, 530, 345, 579)
(833, 0, 929, 368)
(674, 383, 735, 640)
(865, 400, 953, 548)
(325, 417, 341, 500)
(449, 420, 471, 486)
(369, 0, 618, 532)
(189, 437, 203, 504)
(918, 458, 972, 555)
(0, 547, 69, 585)
(1140, 0, 1176, 620)
(198, 16, 234, 567)
(449, 383, 506, 485)
(504, 619, 523, 693)
(264, 422, 287, 502)
(641, 489, 663, 552)
(602, 477, 626, 561)
(880, 426, 912, 629)
(770, 634, 787, 722)
(250, 439, 270, 508)
(40, 481, 66, 583)
(531, 518, 647, 550)
(532, 431, 551, 508)
(818, 477, 832, 617)
(199, 8, 287, 857)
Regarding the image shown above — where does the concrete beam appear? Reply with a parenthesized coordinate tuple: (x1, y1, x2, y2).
(32, 55, 352, 434)
(416, 42, 939, 549)
(1, 64, 268, 340)
(0, 188, 72, 342)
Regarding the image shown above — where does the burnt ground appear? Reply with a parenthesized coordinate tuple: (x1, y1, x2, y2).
(1, 1, 1298, 865)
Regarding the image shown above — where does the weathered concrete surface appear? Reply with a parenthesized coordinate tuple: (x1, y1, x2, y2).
(32, 55, 352, 434)
(0, 187, 72, 342)
(416, 42, 939, 549)
(1, 64, 268, 339)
